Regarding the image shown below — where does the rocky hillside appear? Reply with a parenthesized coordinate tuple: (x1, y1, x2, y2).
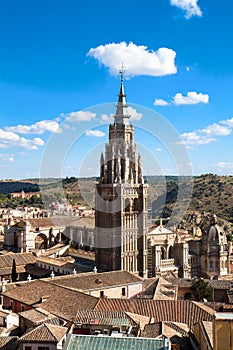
(151, 174, 233, 223)
(1, 174, 233, 223)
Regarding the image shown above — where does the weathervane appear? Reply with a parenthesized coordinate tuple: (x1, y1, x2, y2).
(118, 62, 127, 83)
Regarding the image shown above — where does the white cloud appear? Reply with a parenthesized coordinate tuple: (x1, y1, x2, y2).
(154, 91, 209, 107)
(156, 148, 162, 152)
(221, 117, 233, 127)
(173, 91, 209, 105)
(125, 106, 142, 120)
(0, 128, 20, 142)
(180, 117, 233, 147)
(33, 137, 45, 146)
(100, 107, 142, 122)
(154, 98, 170, 106)
(0, 128, 45, 150)
(100, 114, 114, 123)
(180, 132, 216, 146)
(170, 0, 202, 19)
(5, 120, 62, 134)
(0, 153, 15, 163)
(85, 130, 105, 137)
(215, 162, 233, 170)
(65, 110, 96, 123)
(17, 137, 45, 150)
(87, 42, 177, 77)
(202, 123, 231, 136)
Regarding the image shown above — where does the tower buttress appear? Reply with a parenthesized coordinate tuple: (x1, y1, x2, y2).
(95, 66, 148, 277)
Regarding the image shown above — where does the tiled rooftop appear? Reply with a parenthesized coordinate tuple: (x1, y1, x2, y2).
(75, 310, 138, 327)
(0, 252, 36, 269)
(201, 321, 213, 347)
(36, 255, 75, 266)
(75, 310, 150, 329)
(19, 323, 67, 342)
(94, 299, 214, 329)
(137, 277, 159, 299)
(40, 243, 69, 257)
(3, 279, 99, 321)
(0, 336, 19, 350)
(0, 252, 37, 277)
(141, 322, 162, 338)
(19, 308, 59, 325)
(27, 215, 94, 229)
(46, 270, 143, 291)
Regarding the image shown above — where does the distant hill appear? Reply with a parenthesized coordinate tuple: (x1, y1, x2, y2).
(0, 180, 39, 194)
(0, 174, 233, 223)
(151, 174, 233, 223)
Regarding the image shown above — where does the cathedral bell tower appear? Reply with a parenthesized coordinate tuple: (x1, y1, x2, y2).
(95, 66, 148, 277)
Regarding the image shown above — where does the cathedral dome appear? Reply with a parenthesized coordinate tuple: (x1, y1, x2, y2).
(206, 214, 226, 244)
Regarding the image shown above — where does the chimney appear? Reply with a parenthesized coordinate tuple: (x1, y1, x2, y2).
(1, 278, 6, 293)
(27, 274, 32, 283)
(40, 295, 49, 303)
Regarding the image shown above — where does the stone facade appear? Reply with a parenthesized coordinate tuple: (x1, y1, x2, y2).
(200, 214, 230, 278)
(95, 71, 148, 277)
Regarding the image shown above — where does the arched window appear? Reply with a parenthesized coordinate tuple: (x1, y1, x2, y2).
(133, 198, 139, 212)
(125, 198, 131, 212)
(161, 247, 166, 260)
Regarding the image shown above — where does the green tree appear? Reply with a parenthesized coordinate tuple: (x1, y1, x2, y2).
(11, 259, 17, 282)
(190, 278, 212, 301)
(226, 233, 233, 242)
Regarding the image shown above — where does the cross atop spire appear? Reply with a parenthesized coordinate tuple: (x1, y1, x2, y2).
(114, 63, 129, 125)
(118, 63, 127, 84)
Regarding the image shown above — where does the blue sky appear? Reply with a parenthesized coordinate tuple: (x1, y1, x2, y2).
(0, 0, 233, 179)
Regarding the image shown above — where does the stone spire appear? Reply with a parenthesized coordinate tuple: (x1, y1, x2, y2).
(114, 63, 129, 125)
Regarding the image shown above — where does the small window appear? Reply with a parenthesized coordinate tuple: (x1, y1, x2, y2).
(100, 291, 104, 298)
(122, 287, 126, 296)
(21, 305, 25, 312)
(25, 347, 32, 350)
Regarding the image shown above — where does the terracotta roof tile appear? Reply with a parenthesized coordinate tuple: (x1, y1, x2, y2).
(0, 336, 19, 350)
(46, 270, 143, 291)
(75, 310, 138, 327)
(27, 216, 94, 229)
(201, 321, 213, 347)
(19, 308, 58, 325)
(0, 252, 36, 269)
(141, 323, 162, 338)
(19, 323, 67, 342)
(94, 299, 214, 329)
(3, 279, 99, 321)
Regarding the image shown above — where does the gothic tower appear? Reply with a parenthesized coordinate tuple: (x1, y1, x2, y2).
(95, 67, 148, 277)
